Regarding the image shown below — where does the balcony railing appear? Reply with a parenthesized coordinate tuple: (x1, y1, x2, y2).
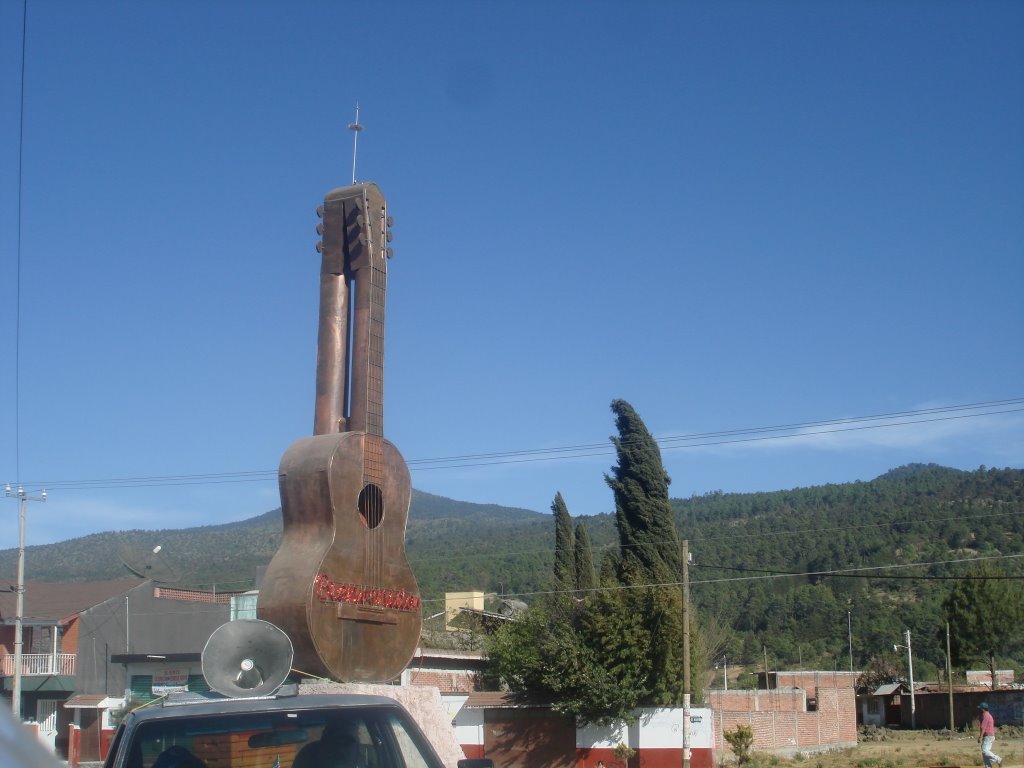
(0, 653, 76, 677)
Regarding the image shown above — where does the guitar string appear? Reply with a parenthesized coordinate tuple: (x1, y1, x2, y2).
(368, 190, 386, 593)
(376, 199, 388, 592)
(360, 187, 375, 594)
(371, 192, 381, 591)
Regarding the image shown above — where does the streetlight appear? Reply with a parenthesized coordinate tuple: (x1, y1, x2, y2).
(894, 629, 915, 729)
(4, 484, 46, 721)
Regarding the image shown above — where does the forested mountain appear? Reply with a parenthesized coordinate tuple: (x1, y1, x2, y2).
(681, 464, 1023, 680)
(3, 464, 1021, 678)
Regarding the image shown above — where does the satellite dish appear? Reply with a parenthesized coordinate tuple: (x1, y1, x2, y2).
(118, 542, 178, 583)
(201, 620, 294, 698)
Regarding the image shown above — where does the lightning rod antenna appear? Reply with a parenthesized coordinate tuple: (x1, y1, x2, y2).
(348, 103, 363, 185)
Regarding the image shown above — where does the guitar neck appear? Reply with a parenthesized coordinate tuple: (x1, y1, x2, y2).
(349, 256, 386, 437)
(313, 183, 393, 438)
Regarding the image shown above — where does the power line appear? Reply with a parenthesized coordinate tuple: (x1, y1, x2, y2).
(409, 404, 1024, 471)
(689, 552, 1024, 586)
(406, 507, 1024, 565)
(414, 552, 1024, 605)
(8, 472, 1021, 571)
(689, 508, 1024, 543)
(701, 562, 1024, 581)
(407, 397, 1024, 467)
(32, 471, 275, 491)
(138, 548, 1024, 600)
(8, 397, 1022, 491)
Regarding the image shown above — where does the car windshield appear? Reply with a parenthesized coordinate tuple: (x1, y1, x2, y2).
(123, 707, 436, 768)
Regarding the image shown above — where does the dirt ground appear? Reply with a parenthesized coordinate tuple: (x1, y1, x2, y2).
(742, 728, 1022, 768)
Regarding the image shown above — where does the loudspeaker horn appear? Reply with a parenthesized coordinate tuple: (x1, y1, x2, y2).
(201, 619, 294, 698)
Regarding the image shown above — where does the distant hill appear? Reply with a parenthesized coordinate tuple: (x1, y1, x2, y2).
(0, 489, 551, 597)
(3, 465, 1021, 675)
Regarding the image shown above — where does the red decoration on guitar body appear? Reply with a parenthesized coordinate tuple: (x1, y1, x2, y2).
(258, 183, 421, 682)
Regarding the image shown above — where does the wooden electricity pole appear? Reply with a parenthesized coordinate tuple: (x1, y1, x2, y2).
(946, 621, 955, 732)
(682, 539, 690, 768)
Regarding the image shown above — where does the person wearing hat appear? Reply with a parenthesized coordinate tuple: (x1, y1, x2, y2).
(978, 702, 1002, 767)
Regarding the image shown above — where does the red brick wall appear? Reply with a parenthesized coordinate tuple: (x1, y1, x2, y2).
(712, 685, 857, 755)
(774, 671, 859, 692)
(153, 587, 234, 603)
(408, 669, 478, 693)
(62, 617, 80, 654)
(708, 688, 807, 713)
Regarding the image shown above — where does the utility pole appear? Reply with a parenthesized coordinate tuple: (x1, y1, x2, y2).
(4, 484, 46, 721)
(906, 629, 915, 730)
(847, 610, 854, 673)
(682, 540, 690, 768)
(946, 621, 954, 732)
(894, 629, 915, 729)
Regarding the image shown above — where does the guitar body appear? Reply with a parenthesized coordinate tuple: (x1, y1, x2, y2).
(259, 432, 420, 682)
(257, 181, 422, 683)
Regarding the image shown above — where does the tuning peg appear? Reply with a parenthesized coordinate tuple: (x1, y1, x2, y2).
(316, 223, 324, 236)
(316, 241, 324, 253)
(316, 205, 324, 218)
(385, 247, 394, 259)
(384, 211, 394, 249)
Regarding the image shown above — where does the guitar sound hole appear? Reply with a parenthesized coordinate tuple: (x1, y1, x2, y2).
(357, 483, 384, 529)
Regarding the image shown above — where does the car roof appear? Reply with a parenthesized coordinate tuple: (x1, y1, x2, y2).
(123, 691, 408, 724)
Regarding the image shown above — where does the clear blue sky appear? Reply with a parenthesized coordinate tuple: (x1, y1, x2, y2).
(1, 0, 1021, 552)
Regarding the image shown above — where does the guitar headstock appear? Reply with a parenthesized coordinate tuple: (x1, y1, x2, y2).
(316, 182, 393, 276)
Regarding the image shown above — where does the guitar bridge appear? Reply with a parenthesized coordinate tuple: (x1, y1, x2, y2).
(337, 603, 398, 625)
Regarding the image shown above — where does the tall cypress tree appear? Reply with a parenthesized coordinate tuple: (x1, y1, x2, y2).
(574, 521, 597, 594)
(486, 401, 689, 723)
(594, 398, 687, 706)
(552, 491, 575, 593)
(605, 398, 682, 584)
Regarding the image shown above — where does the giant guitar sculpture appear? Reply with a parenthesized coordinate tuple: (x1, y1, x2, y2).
(258, 182, 421, 682)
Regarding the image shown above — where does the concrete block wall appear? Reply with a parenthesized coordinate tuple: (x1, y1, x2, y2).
(712, 684, 857, 757)
(774, 671, 859, 691)
(708, 688, 807, 713)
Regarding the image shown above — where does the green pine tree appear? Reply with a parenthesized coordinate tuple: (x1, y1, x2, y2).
(943, 564, 1024, 685)
(605, 399, 682, 584)
(552, 492, 575, 593)
(574, 522, 597, 595)
(597, 399, 687, 706)
(486, 400, 695, 722)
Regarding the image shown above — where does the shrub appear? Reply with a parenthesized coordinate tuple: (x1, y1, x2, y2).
(724, 724, 755, 765)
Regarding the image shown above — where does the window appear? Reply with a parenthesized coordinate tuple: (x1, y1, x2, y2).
(388, 711, 434, 768)
(127, 706, 442, 768)
(230, 592, 258, 620)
